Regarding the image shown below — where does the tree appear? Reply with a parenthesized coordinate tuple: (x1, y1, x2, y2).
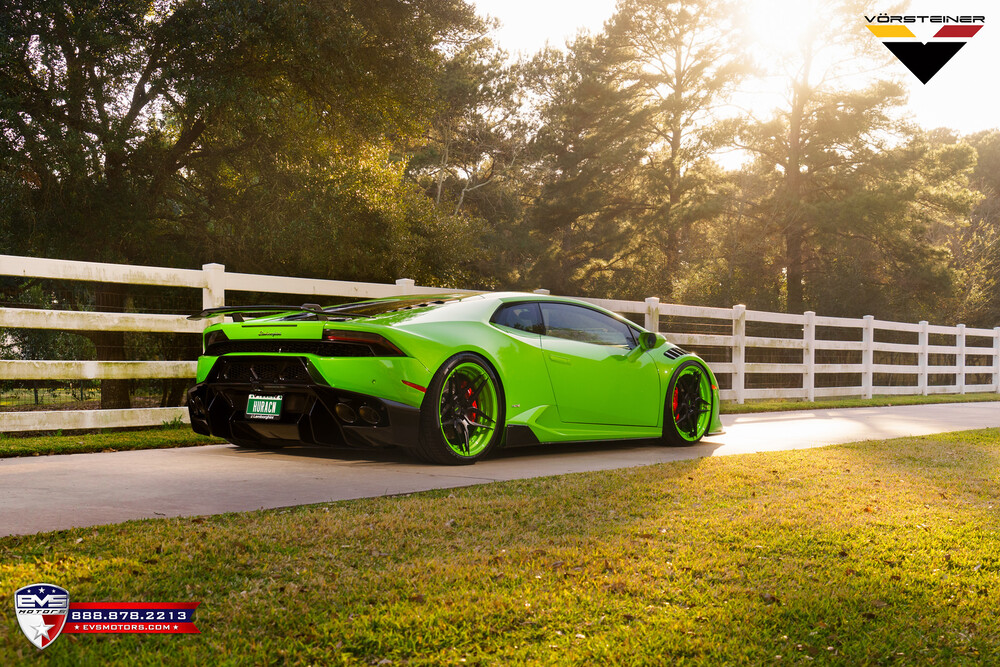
(730, 0, 977, 315)
(522, 0, 747, 299)
(804, 133, 976, 319)
(404, 34, 532, 287)
(524, 36, 650, 296)
(672, 169, 786, 311)
(604, 0, 748, 287)
(947, 130, 1000, 328)
(0, 0, 485, 407)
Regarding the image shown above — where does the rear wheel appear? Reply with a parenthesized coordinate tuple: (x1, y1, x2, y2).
(417, 353, 505, 465)
(662, 360, 713, 446)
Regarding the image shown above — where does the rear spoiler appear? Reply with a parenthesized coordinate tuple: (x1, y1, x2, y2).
(188, 304, 329, 322)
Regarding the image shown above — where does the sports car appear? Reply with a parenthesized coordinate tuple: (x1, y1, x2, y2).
(186, 292, 723, 465)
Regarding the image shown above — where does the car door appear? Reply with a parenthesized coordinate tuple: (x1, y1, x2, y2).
(538, 302, 661, 426)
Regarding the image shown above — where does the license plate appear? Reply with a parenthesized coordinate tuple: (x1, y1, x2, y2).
(246, 394, 283, 420)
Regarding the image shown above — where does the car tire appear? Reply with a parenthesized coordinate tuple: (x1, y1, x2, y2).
(661, 359, 713, 446)
(416, 353, 506, 465)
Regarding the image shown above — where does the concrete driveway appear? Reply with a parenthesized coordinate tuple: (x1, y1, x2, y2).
(1, 402, 997, 536)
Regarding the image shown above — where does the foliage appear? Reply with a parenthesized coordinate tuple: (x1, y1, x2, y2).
(523, 0, 747, 299)
(710, 0, 981, 316)
(811, 136, 976, 319)
(671, 170, 787, 310)
(404, 33, 531, 288)
(0, 0, 486, 266)
(523, 36, 651, 296)
(604, 0, 748, 289)
(949, 130, 1000, 328)
(0, 0, 490, 405)
(1, 0, 998, 381)
(0, 284, 95, 362)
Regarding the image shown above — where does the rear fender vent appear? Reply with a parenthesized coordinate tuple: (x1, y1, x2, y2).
(663, 346, 687, 360)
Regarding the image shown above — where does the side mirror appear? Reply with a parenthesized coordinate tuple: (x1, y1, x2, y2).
(638, 332, 667, 351)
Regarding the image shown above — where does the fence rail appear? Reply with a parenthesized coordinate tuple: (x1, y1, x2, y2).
(2, 254, 998, 432)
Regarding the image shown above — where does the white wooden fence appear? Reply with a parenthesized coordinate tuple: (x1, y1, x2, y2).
(1, 254, 998, 432)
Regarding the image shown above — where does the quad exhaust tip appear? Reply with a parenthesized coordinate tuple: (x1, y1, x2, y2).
(334, 400, 381, 426)
(358, 405, 381, 425)
(334, 402, 357, 424)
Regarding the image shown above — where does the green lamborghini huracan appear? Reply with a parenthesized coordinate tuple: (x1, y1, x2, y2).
(187, 292, 723, 465)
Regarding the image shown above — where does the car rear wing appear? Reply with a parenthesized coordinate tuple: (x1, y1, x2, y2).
(188, 304, 329, 322)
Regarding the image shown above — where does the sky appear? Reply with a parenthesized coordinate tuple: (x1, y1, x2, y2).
(471, 0, 999, 137)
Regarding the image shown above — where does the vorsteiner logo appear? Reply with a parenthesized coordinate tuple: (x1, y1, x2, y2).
(864, 14, 985, 83)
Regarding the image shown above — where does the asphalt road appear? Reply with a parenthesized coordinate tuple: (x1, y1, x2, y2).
(2, 402, 997, 536)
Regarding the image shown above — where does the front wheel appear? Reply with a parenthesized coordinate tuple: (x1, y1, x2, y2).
(661, 360, 713, 446)
(417, 353, 505, 465)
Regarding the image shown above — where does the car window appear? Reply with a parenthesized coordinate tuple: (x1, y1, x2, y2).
(490, 302, 545, 335)
(539, 303, 635, 347)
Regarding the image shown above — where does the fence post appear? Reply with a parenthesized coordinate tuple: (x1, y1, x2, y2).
(862, 315, 874, 399)
(202, 263, 225, 311)
(804, 311, 816, 402)
(732, 304, 746, 405)
(395, 278, 415, 295)
(645, 297, 660, 333)
(994, 327, 1000, 394)
(955, 324, 966, 394)
(919, 320, 929, 396)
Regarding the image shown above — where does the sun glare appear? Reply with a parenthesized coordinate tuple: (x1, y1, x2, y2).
(744, 0, 827, 50)
(472, 0, 999, 137)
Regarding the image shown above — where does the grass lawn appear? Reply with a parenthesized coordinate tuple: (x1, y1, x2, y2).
(0, 426, 223, 458)
(721, 391, 1000, 414)
(2, 429, 999, 664)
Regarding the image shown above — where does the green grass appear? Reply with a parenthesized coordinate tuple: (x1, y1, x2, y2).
(721, 391, 1000, 414)
(0, 426, 222, 458)
(2, 429, 1000, 664)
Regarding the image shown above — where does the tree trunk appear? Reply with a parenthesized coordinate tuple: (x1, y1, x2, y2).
(785, 223, 805, 314)
(165, 378, 189, 407)
(161, 334, 201, 406)
(93, 283, 131, 409)
(782, 48, 812, 315)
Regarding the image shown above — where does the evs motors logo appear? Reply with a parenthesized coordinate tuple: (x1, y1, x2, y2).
(865, 13, 985, 83)
(14, 583, 70, 650)
(13, 583, 202, 651)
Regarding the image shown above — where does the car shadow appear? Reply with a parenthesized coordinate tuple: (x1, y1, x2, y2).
(227, 443, 420, 465)
(226, 436, 723, 467)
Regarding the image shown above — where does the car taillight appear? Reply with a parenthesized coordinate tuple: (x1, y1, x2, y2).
(204, 329, 229, 354)
(323, 330, 405, 357)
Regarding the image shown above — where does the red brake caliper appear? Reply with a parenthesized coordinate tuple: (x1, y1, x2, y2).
(672, 388, 680, 422)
